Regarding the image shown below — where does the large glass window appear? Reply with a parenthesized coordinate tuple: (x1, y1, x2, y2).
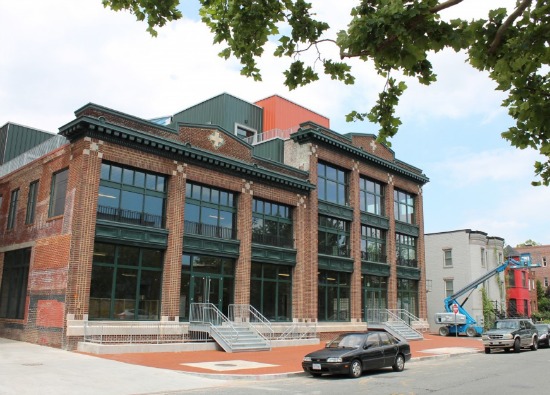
(359, 177, 384, 215)
(49, 168, 68, 217)
(0, 248, 31, 319)
(7, 188, 19, 229)
(179, 254, 235, 321)
(394, 189, 415, 224)
(318, 270, 351, 321)
(89, 243, 163, 320)
(252, 198, 293, 248)
(362, 275, 388, 321)
(360, 225, 386, 263)
(318, 215, 350, 257)
(396, 233, 417, 267)
(250, 263, 292, 321)
(317, 162, 348, 205)
(98, 163, 166, 228)
(184, 182, 236, 239)
(397, 278, 418, 318)
(26, 181, 39, 224)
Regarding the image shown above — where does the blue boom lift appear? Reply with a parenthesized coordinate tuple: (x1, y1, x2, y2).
(434, 253, 535, 337)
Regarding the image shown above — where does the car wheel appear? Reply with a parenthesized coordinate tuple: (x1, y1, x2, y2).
(439, 326, 449, 336)
(513, 338, 521, 353)
(348, 359, 362, 378)
(484, 347, 491, 354)
(466, 327, 477, 337)
(531, 337, 538, 351)
(392, 354, 405, 372)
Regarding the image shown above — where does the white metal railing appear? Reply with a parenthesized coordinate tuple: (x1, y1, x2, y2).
(243, 126, 300, 145)
(189, 303, 241, 346)
(390, 309, 429, 332)
(0, 135, 67, 177)
(228, 304, 317, 340)
(367, 308, 424, 338)
(83, 321, 211, 344)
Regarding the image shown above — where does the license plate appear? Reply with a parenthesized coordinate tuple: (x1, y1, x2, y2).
(312, 363, 321, 370)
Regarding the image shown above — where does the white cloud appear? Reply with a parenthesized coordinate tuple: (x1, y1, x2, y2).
(430, 147, 542, 188)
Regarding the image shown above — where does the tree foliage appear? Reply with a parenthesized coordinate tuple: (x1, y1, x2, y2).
(516, 239, 541, 247)
(103, 0, 550, 185)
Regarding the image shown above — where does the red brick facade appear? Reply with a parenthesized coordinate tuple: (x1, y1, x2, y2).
(0, 99, 428, 349)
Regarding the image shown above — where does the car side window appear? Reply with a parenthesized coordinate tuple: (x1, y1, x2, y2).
(365, 333, 380, 348)
(520, 321, 526, 329)
(379, 332, 393, 346)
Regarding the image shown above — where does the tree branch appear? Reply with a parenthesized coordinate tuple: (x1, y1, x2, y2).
(430, 0, 464, 14)
(489, 0, 532, 54)
(294, 38, 338, 55)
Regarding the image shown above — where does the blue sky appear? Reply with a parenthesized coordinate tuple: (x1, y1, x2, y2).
(1, 0, 549, 248)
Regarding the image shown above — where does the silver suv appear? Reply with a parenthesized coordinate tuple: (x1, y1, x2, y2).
(482, 318, 538, 354)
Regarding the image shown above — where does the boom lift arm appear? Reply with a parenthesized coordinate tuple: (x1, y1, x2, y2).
(435, 256, 525, 337)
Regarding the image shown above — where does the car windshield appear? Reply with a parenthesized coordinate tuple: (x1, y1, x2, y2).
(494, 321, 519, 330)
(535, 325, 548, 332)
(326, 334, 365, 349)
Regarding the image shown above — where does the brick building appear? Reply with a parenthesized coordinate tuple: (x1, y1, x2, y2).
(514, 244, 550, 289)
(0, 94, 429, 349)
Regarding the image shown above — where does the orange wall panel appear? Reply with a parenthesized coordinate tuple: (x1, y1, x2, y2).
(255, 95, 330, 132)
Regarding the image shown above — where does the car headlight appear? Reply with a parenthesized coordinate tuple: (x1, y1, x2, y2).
(482, 335, 489, 340)
(502, 334, 513, 340)
(303, 356, 312, 362)
(540, 334, 547, 340)
(327, 357, 343, 363)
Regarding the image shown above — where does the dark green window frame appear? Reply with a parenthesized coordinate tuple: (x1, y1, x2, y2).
(317, 162, 348, 205)
(89, 242, 163, 320)
(98, 162, 167, 228)
(26, 180, 39, 224)
(362, 275, 388, 321)
(397, 278, 419, 317)
(179, 253, 235, 321)
(49, 168, 68, 217)
(184, 182, 236, 239)
(0, 248, 31, 319)
(396, 233, 417, 267)
(359, 177, 384, 215)
(360, 225, 386, 263)
(318, 270, 351, 322)
(250, 262, 292, 321)
(394, 189, 415, 224)
(318, 215, 350, 257)
(252, 198, 293, 248)
(7, 188, 19, 229)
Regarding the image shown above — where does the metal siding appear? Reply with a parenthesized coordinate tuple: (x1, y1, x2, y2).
(253, 139, 284, 162)
(0, 124, 53, 165)
(255, 96, 330, 132)
(172, 94, 262, 135)
(0, 124, 8, 164)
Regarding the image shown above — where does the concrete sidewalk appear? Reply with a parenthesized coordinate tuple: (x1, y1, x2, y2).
(0, 334, 483, 394)
(90, 333, 483, 379)
(0, 338, 229, 395)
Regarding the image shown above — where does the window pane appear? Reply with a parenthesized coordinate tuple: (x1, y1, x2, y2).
(117, 245, 140, 266)
(122, 168, 134, 185)
(98, 186, 120, 208)
(89, 265, 114, 319)
(134, 171, 145, 188)
(121, 190, 143, 212)
(146, 174, 156, 190)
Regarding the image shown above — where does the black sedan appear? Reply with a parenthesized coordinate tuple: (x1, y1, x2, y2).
(302, 331, 411, 378)
(535, 324, 550, 348)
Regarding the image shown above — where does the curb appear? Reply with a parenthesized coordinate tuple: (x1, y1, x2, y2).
(178, 349, 482, 381)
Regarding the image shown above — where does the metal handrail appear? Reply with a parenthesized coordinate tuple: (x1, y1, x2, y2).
(189, 303, 240, 345)
(229, 304, 273, 338)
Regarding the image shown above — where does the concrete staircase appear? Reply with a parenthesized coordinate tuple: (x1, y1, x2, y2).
(210, 323, 271, 353)
(384, 320, 424, 341)
(189, 303, 271, 353)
